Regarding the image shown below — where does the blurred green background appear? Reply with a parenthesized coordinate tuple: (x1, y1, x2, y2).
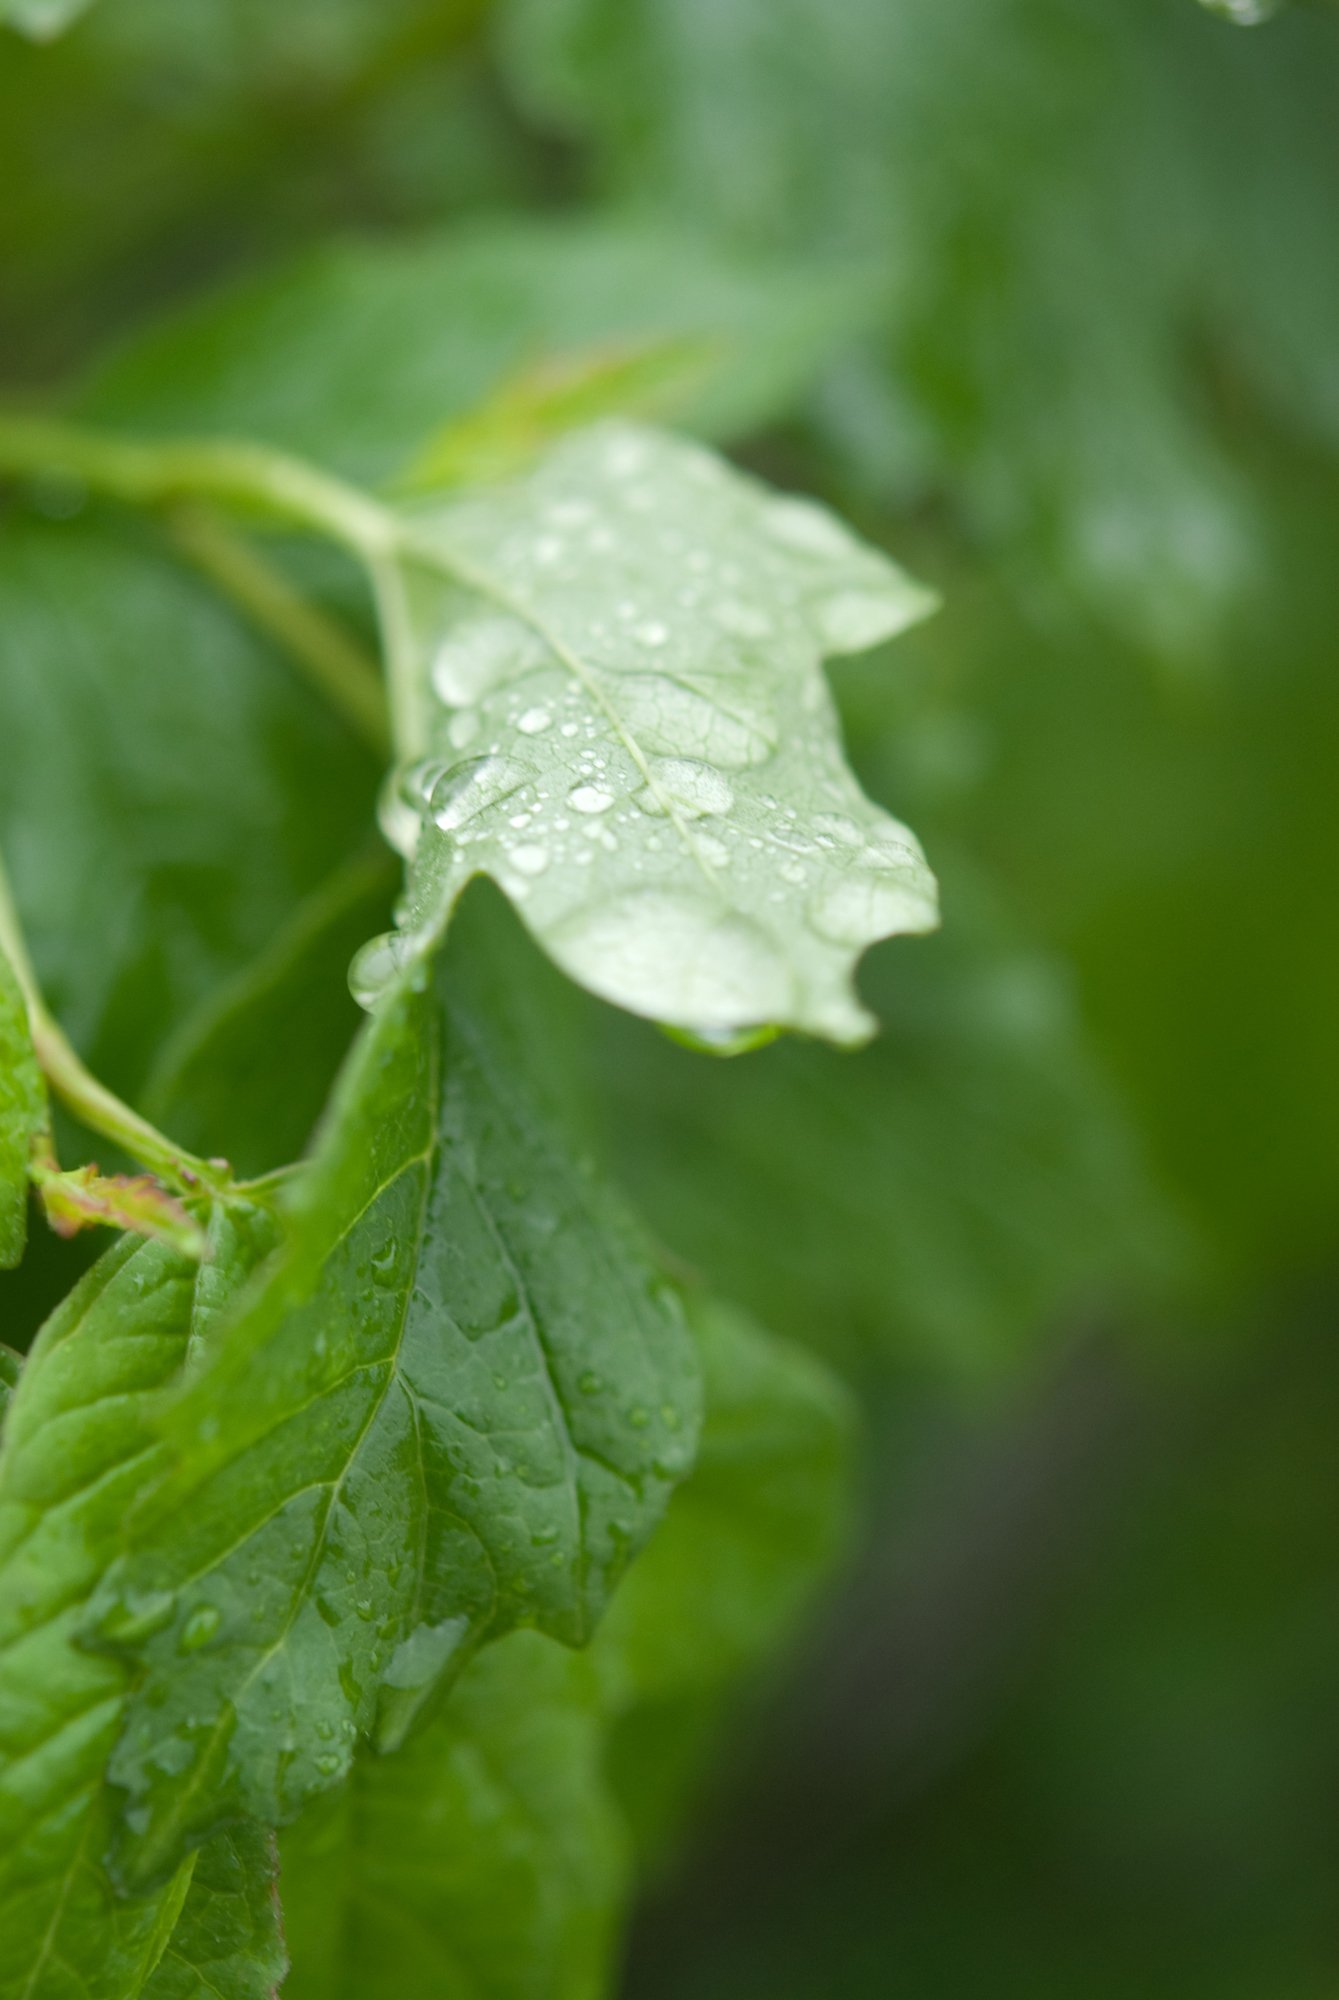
(3, 0, 1339, 1992)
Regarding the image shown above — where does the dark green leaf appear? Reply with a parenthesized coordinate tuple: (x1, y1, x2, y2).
(0, 1208, 276, 2000)
(143, 1827, 287, 2000)
(594, 867, 1188, 1377)
(0, 1350, 21, 1431)
(0, 944, 43, 1271)
(280, 1635, 625, 2000)
(0, 516, 376, 1109)
(143, 849, 395, 1181)
(91, 935, 700, 1887)
(277, 1297, 851, 1997)
(373, 423, 937, 1046)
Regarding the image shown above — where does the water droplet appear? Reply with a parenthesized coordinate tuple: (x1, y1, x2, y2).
(430, 755, 523, 831)
(349, 931, 416, 1012)
(370, 1239, 398, 1283)
(568, 783, 614, 815)
(579, 1370, 603, 1395)
(812, 811, 863, 847)
(509, 842, 550, 876)
(639, 757, 734, 819)
(315, 1752, 343, 1777)
(550, 890, 793, 1030)
(179, 1604, 222, 1653)
(695, 833, 731, 868)
(628, 1405, 651, 1429)
(635, 620, 669, 648)
(518, 706, 552, 735)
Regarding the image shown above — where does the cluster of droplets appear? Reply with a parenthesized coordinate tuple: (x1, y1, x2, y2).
(351, 424, 938, 1034)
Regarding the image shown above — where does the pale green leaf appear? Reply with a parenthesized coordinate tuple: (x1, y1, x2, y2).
(0, 944, 44, 1271)
(0, 1208, 276, 2000)
(596, 864, 1189, 1378)
(143, 1828, 286, 2000)
(280, 1635, 626, 2000)
(371, 423, 938, 1047)
(89, 941, 700, 1889)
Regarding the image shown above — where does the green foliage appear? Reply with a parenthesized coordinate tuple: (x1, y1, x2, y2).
(0, 0, 95, 39)
(141, 1829, 286, 2000)
(90, 943, 700, 1888)
(0, 945, 43, 1270)
(378, 422, 938, 1045)
(3, 1, 1336, 1994)
(502, 0, 1339, 649)
(277, 1297, 851, 2000)
(0, 1222, 272, 2000)
(80, 220, 875, 476)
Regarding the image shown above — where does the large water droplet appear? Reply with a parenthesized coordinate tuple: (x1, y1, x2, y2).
(179, 1604, 222, 1653)
(349, 931, 415, 1011)
(568, 783, 614, 815)
(517, 706, 552, 735)
(430, 755, 524, 831)
(812, 811, 864, 847)
(550, 889, 793, 1030)
(640, 757, 734, 819)
(509, 842, 550, 876)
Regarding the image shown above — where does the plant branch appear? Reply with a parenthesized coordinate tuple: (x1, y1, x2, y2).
(0, 415, 396, 563)
(167, 504, 391, 758)
(0, 851, 231, 1199)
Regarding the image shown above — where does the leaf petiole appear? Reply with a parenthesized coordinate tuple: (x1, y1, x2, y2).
(0, 415, 398, 562)
(0, 851, 233, 1201)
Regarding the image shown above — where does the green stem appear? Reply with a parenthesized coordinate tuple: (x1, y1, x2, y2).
(0, 415, 396, 564)
(0, 852, 231, 1197)
(167, 504, 391, 758)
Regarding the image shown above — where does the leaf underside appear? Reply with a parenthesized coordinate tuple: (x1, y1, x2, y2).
(369, 422, 938, 1046)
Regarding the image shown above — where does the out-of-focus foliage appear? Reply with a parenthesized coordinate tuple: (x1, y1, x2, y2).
(2, 0, 1338, 1993)
(502, 0, 1339, 650)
